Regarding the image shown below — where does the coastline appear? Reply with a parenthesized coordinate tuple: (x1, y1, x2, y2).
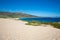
(0, 18, 60, 40)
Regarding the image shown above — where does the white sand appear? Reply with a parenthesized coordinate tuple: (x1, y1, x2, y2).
(0, 18, 60, 40)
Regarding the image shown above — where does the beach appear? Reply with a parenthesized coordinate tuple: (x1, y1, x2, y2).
(0, 18, 60, 40)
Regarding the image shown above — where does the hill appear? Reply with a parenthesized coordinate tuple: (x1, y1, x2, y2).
(0, 12, 39, 18)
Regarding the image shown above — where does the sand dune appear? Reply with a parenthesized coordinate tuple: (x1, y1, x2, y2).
(0, 18, 60, 40)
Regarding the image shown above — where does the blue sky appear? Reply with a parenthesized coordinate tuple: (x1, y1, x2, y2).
(0, 0, 60, 17)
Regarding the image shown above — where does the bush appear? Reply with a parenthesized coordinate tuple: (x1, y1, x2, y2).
(50, 23, 60, 29)
(25, 20, 41, 26)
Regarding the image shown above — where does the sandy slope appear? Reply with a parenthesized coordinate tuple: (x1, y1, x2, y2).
(0, 18, 60, 40)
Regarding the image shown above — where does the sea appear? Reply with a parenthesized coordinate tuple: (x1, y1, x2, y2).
(20, 17, 60, 22)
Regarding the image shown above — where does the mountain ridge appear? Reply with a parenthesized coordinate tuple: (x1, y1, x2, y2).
(0, 12, 39, 18)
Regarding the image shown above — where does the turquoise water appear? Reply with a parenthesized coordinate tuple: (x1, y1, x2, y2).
(20, 17, 60, 22)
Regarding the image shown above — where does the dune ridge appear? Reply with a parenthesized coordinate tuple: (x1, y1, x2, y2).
(0, 18, 60, 40)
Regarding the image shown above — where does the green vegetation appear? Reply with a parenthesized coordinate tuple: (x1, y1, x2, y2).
(26, 20, 60, 29)
(0, 12, 39, 18)
(50, 23, 60, 29)
(26, 20, 41, 26)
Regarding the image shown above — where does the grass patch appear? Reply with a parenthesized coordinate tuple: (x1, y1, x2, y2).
(25, 20, 60, 29)
(26, 20, 41, 26)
